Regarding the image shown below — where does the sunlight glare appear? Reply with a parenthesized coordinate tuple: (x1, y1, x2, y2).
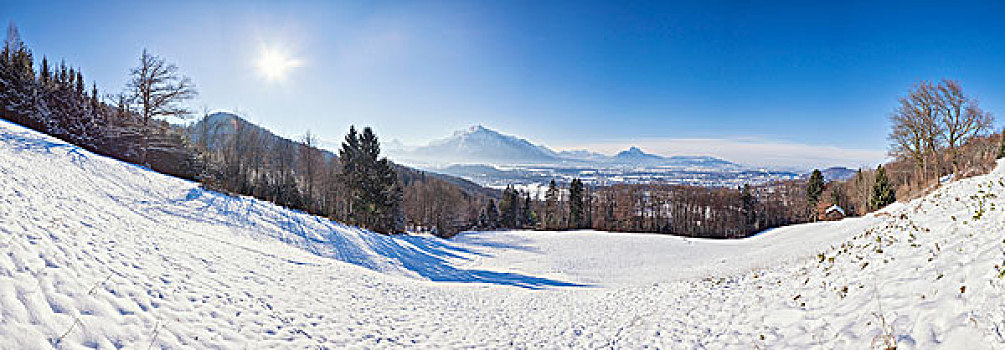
(256, 46, 302, 81)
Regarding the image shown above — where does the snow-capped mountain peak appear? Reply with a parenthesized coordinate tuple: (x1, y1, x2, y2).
(410, 125, 559, 165)
(390, 127, 743, 171)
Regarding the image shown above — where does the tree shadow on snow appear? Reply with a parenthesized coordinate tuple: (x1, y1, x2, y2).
(174, 187, 588, 289)
(0, 128, 90, 164)
(450, 232, 541, 252)
(0, 122, 584, 289)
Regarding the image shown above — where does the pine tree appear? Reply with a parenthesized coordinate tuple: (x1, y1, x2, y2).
(484, 199, 499, 229)
(806, 169, 824, 205)
(90, 83, 99, 111)
(3, 21, 34, 81)
(39, 56, 49, 86)
(75, 70, 85, 96)
(544, 179, 559, 229)
(568, 178, 585, 229)
(870, 165, 896, 211)
(522, 193, 535, 227)
(499, 185, 519, 228)
(58, 61, 67, 86)
(806, 169, 825, 219)
(339, 126, 363, 223)
(1, 21, 39, 129)
(740, 184, 757, 233)
(338, 126, 404, 233)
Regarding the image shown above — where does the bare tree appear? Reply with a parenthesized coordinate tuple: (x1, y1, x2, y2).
(889, 79, 995, 182)
(888, 81, 943, 183)
(123, 49, 197, 165)
(935, 79, 994, 172)
(299, 131, 327, 213)
(125, 49, 197, 126)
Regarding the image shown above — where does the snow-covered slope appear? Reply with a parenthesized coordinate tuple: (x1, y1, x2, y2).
(1, 119, 1003, 348)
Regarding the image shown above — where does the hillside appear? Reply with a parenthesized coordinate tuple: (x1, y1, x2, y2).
(1, 119, 1003, 348)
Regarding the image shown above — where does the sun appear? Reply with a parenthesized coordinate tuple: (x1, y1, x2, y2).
(256, 46, 302, 81)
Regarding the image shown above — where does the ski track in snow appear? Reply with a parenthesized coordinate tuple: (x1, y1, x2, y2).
(0, 119, 1003, 349)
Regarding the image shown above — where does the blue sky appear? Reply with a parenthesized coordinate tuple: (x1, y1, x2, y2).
(5, 0, 1005, 168)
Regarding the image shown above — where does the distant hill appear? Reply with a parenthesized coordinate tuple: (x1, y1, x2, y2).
(801, 166, 858, 182)
(606, 146, 737, 168)
(612, 146, 666, 165)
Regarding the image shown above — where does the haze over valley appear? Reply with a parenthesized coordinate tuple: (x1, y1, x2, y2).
(386, 124, 855, 189)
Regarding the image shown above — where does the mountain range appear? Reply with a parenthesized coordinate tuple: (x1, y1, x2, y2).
(389, 125, 741, 169)
(404, 125, 561, 164)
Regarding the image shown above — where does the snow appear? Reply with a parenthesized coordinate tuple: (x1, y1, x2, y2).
(1, 119, 1003, 348)
(826, 204, 846, 216)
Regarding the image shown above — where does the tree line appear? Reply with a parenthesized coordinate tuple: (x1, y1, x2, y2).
(478, 178, 807, 238)
(1, 24, 201, 180)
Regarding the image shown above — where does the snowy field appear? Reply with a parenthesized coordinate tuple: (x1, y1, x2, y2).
(1, 119, 1003, 349)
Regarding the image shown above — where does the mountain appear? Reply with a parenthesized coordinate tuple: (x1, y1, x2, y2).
(610, 146, 739, 168)
(395, 125, 739, 169)
(819, 166, 858, 181)
(800, 166, 858, 182)
(664, 155, 739, 168)
(612, 146, 665, 165)
(401, 125, 560, 165)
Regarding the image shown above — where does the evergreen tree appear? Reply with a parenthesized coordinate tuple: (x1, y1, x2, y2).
(39, 56, 49, 86)
(90, 83, 99, 110)
(484, 199, 499, 229)
(740, 184, 757, 233)
(806, 169, 824, 205)
(339, 126, 363, 222)
(568, 178, 585, 229)
(58, 61, 67, 86)
(522, 193, 535, 227)
(544, 179, 559, 229)
(806, 169, 825, 220)
(499, 185, 520, 228)
(870, 165, 896, 211)
(75, 70, 84, 96)
(476, 210, 488, 229)
(3, 21, 34, 81)
(1, 21, 39, 130)
(583, 183, 592, 228)
(338, 126, 404, 233)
